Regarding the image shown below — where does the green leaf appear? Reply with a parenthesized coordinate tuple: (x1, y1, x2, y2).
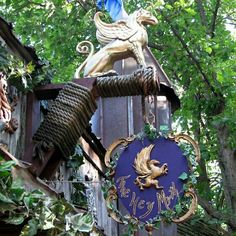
(205, 46, 212, 54)
(178, 172, 188, 181)
(70, 213, 94, 232)
(10, 180, 25, 201)
(50, 202, 66, 216)
(0, 170, 11, 177)
(0, 161, 15, 172)
(184, 8, 196, 15)
(0, 202, 17, 213)
(4, 215, 25, 225)
(0, 192, 15, 204)
(175, 204, 182, 214)
(165, 4, 173, 10)
(20, 219, 38, 236)
(10, 187, 25, 202)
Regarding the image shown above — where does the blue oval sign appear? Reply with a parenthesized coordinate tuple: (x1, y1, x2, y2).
(114, 137, 189, 222)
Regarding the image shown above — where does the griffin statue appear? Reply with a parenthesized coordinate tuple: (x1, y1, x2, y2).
(75, 9, 158, 78)
(133, 144, 168, 190)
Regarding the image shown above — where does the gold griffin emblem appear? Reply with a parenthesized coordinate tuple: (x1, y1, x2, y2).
(133, 144, 168, 190)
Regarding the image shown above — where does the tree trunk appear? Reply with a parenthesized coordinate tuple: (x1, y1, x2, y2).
(217, 124, 236, 230)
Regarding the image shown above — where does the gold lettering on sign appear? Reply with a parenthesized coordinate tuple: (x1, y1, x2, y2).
(116, 175, 131, 198)
(140, 201, 155, 219)
(156, 182, 179, 213)
(116, 176, 180, 219)
(157, 190, 171, 213)
(129, 192, 154, 218)
(169, 182, 179, 198)
(129, 192, 139, 215)
(138, 200, 145, 210)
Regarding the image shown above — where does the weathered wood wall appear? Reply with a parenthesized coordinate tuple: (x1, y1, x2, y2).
(80, 138, 118, 236)
(50, 138, 118, 236)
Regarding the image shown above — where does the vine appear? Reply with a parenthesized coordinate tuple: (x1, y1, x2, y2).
(0, 155, 97, 236)
(0, 44, 53, 92)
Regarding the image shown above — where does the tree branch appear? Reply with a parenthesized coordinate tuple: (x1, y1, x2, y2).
(81, 148, 107, 179)
(76, 0, 94, 11)
(195, 0, 208, 28)
(148, 42, 165, 51)
(27, 0, 46, 7)
(197, 193, 236, 231)
(210, 0, 221, 38)
(159, 11, 218, 96)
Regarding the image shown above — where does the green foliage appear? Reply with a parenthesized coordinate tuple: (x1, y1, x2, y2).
(67, 145, 87, 209)
(178, 172, 188, 181)
(66, 145, 84, 169)
(144, 123, 159, 140)
(0, 0, 97, 83)
(70, 213, 94, 233)
(0, 158, 94, 235)
(0, 44, 53, 92)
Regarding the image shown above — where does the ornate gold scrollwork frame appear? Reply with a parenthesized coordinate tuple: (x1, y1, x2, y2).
(106, 186, 124, 224)
(104, 133, 200, 225)
(104, 136, 135, 224)
(172, 188, 198, 223)
(104, 136, 135, 168)
(168, 133, 201, 163)
(168, 133, 200, 223)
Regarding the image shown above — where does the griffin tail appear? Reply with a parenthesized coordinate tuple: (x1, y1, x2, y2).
(74, 41, 94, 78)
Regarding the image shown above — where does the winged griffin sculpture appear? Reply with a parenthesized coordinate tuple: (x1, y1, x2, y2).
(75, 9, 158, 78)
(133, 144, 168, 190)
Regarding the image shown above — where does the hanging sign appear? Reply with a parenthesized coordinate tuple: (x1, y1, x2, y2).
(103, 131, 200, 231)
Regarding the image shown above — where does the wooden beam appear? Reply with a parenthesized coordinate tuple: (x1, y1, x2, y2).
(23, 92, 41, 163)
(34, 78, 97, 100)
(39, 148, 63, 180)
(0, 16, 40, 66)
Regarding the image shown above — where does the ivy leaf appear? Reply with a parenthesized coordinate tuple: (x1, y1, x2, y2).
(10, 187, 25, 202)
(178, 172, 188, 181)
(70, 213, 94, 232)
(41, 207, 56, 230)
(0, 170, 11, 177)
(50, 202, 66, 216)
(0, 202, 17, 213)
(0, 192, 15, 204)
(144, 123, 158, 140)
(23, 196, 34, 210)
(4, 215, 25, 225)
(10, 180, 25, 202)
(175, 204, 182, 214)
(20, 219, 39, 236)
(0, 161, 15, 172)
